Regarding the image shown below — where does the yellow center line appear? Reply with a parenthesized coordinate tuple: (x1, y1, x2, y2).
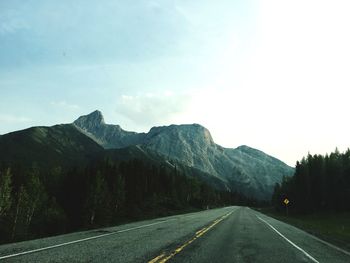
(148, 253, 166, 263)
(148, 210, 234, 263)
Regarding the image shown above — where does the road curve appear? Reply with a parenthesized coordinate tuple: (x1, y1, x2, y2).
(0, 206, 349, 262)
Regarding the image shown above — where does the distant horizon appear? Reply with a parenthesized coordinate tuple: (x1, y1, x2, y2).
(1, 1, 350, 167)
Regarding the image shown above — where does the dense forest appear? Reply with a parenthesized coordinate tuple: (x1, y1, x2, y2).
(272, 148, 350, 213)
(0, 157, 254, 244)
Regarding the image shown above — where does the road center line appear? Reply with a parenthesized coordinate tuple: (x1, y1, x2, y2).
(149, 210, 235, 263)
(257, 216, 319, 263)
(0, 219, 174, 260)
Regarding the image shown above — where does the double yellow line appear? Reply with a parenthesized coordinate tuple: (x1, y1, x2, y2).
(148, 210, 234, 263)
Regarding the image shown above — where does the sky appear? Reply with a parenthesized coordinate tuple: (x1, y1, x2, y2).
(1, 0, 350, 166)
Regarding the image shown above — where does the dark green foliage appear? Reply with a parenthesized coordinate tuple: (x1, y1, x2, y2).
(31, 197, 68, 236)
(272, 149, 350, 214)
(0, 155, 255, 244)
(10, 165, 48, 241)
(0, 168, 12, 216)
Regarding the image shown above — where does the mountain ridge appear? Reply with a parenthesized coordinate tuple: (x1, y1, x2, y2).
(0, 124, 103, 170)
(73, 111, 294, 199)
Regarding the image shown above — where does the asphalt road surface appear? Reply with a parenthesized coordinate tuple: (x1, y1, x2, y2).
(0, 206, 349, 262)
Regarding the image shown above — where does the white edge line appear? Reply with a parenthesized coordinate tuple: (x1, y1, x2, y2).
(256, 213, 350, 257)
(0, 220, 171, 260)
(257, 216, 319, 263)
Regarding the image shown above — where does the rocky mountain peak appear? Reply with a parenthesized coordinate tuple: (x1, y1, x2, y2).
(74, 110, 105, 129)
(73, 110, 145, 149)
(147, 124, 214, 146)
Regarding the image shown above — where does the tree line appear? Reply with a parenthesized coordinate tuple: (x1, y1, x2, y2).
(272, 148, 350, 213)
(0, 157, 254, 244)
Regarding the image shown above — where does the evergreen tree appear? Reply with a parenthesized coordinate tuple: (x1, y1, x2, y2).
(11, 185, 30, 240)
(272, 148, 350, 214)
(25, 165, 47, 230)
(86, 171, 111, 226)
(0, 168, 12, 217)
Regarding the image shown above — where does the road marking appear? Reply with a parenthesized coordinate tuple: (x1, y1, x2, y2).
(148, 253, 166, 263)
(257, 216, 319, 263)
(0, 220, 174, 260)
(148, 210, 234, 263)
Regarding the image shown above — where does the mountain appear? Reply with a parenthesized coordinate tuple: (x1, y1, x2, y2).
(143, 125, 294, 199)
(1, 111, 293, 245)
(0, 126, 251, 245)
(0, 124, 103, 170)
(0, 110, 293, 200)
(74, 110, 146, 149)
(73, 111, 294, 199)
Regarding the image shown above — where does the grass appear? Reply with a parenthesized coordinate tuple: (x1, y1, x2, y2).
(257, 208, 350, 251)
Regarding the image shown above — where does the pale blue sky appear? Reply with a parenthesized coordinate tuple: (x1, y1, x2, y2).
(1, 0, 350, 165)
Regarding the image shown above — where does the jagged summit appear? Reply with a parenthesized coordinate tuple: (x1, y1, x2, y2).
(74, 110, 105, 129)
(73, 110, 144, 149)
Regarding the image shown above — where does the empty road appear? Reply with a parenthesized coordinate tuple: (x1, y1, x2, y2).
(0, 207, 349, 262)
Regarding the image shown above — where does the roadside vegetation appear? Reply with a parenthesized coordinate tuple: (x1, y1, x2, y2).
(268, 148, 350, 251)
(272, 148, 350, 213)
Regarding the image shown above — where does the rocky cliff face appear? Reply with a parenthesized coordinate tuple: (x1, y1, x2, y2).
(73, 111, 294, 199)
(143, 124, 219, 176)
(223, 146, 294, 199)
(141, 125, 294, 199)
